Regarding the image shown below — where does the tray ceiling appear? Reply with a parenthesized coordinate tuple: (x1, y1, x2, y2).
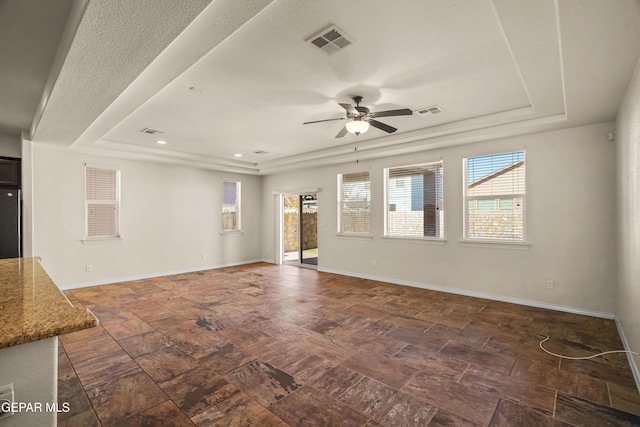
(7, 0, 640, 174)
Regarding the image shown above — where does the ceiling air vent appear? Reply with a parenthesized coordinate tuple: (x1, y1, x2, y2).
(253, 150, 269, 155)
(307, 25, 354, 55)
(140, 128, 164, 135)
(416, 106, 443, 116)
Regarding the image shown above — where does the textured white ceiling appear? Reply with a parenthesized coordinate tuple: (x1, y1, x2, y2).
(7, 0, 640, 174)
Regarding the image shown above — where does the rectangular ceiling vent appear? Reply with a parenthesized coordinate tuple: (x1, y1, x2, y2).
(307, 25, 354, 55)
(140, 128, 164, 135)
(253, 150, 269, 155)
(416, 105, 444, 116)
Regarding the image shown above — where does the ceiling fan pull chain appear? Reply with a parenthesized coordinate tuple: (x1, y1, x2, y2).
(355, 138, 359, 164)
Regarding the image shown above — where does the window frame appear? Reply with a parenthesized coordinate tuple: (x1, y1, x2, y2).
(337, 171, 372, 236)
(84, 165, 121, 240)
(462, 150, 526, 243)
(222, 179, 242, 233)
(383, 160, 444, 240)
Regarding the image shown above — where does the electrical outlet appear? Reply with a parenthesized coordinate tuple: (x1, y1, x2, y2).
(371, 260, 377, 267)
(0, 383, 14, 419)
(201, 252, 205, 260)
(85, 264, 93, 272)
(546, 280, 554, 290)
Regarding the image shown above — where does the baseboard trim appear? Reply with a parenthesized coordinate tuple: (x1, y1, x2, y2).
(58, 258, 265, 290)
(615, 318, 640, 393)
(317, 267, 615, 320)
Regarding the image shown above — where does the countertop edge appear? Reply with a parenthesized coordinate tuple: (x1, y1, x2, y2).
(0, 258, 99, 350)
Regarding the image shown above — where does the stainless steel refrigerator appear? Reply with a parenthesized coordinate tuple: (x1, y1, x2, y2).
(0, 189, 21, 259)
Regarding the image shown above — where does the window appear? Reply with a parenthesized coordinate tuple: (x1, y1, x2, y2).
(222, 180, 241, 231)
(338, 171, 370, 235)
(384, 161, 443, 238)
(463, 151, 525, 241)
(85, 166, 120, 238)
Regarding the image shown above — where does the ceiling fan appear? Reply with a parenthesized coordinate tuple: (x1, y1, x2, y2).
(303, 96, 413, 138)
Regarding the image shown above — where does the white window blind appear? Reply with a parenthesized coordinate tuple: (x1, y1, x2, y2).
(385, 161, 443, 238)
(222, 180, 241, 231)
(85, 166, 120, 238)
(464, 151, 525, 241)
(338, 171, 371, 234)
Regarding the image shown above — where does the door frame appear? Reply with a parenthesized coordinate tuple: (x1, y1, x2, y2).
(273, 188, 320, 267)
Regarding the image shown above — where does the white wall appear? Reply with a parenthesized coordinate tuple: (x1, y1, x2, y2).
(262, 123, 617, 314)
(30, 144, 262, 287)
(0, 132, 21, 158)
(21, 139, 34, 257)
(615, 58, 640, 385)
(0, 338, 57, 427)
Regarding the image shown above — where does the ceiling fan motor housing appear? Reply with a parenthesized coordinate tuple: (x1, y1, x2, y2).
(355, 106, 370, 116)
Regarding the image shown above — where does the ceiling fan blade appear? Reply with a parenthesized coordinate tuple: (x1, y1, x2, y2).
(335, 127, 348, 138)
(339, 103, 357, 115)
(303, 117, 346, 125)
(371, 108, 413, 118)
(369, 119, 397, 133)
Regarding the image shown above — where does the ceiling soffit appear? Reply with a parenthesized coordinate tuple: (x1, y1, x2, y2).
(0, 0, 76, 135)
(31, 0, 275, 146)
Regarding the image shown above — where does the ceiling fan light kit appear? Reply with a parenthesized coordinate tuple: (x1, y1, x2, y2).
(304, 96, 413, 138)
(345, 118, 370, 135)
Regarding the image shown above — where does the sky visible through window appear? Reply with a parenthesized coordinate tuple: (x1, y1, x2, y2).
(467, 151, 524, 183)
(223, 181, 237, 204)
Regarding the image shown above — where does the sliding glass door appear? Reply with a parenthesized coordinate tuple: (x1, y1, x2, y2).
(282, 193, 317, 267)
(300, 194, 318, 266)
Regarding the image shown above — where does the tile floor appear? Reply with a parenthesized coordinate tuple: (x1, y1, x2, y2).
(56, 263, 640, 426)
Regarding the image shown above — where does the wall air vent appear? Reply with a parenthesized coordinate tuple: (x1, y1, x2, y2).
(416, 106, 444, 116)
(307, 25, 354, 55)
(140, 128, 164, 135)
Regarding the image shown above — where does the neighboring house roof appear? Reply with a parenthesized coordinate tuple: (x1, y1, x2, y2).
(469, 159, 525, 189)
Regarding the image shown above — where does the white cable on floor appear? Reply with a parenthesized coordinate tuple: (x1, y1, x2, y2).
(539, 336, 639, 360)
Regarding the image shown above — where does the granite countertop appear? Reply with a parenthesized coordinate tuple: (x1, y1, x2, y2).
(0, 257, 97, 349)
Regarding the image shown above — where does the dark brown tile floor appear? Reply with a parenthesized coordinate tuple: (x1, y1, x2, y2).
(56, 263, 640, 426)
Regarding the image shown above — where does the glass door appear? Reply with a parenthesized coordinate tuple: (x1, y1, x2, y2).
(282, 193, 318, 267)
(283, 195, 299, 264)
(300, 194, 318, 266)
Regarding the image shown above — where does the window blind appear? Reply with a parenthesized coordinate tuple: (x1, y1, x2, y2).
(385, 161, 443, 238)
(464, 151, 525, 240)
(85, 166, 120, 238)
(222, 180, 241, 231)
(338, 171, 370, 234)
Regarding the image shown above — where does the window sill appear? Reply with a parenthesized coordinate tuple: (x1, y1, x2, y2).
(381, 236, 447, 245)
(220, 230, 244, 236)
(459, 240, 530, 250)
(81, 237, 123, 245)
(336, 233, 373, 240)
